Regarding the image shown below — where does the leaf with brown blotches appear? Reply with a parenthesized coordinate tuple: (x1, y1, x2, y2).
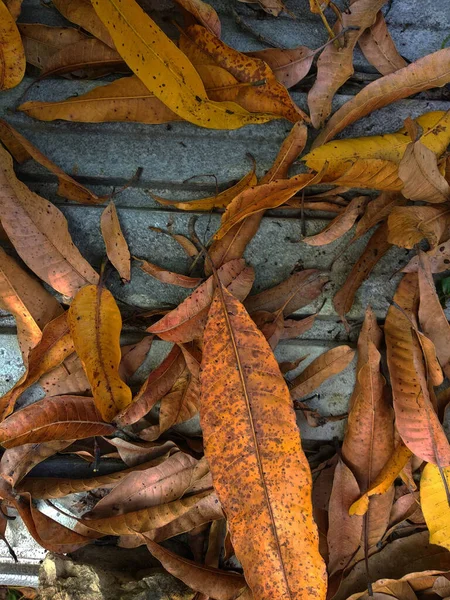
(303, 196, 368, 246)
(387, 205, 450, 249)
(148, 259, 254, 343)
(17, 23, 87, 69)
(174, 0, 221, 36)
(0, 395, 115, 448)
(52, 0, 115, 48)
(0, 0, 25, 90)
(289, 345, 355, 400)
(0, 119, 103, 204)
(100, 202, 131, 282)
(200, 285, 327, 599)
(39, 356, 90, 397)
(136, 258, 202, 288)
(385, 274, 450, 466)
(353, 192, 406, 241)
(247, 46, 315, 89)
(308, 0, 385, 128)
(245, 270, 327, 316)
(313, 48, 450, 147)
(358, 12, 408, 75)
(399, 140, 450, 203)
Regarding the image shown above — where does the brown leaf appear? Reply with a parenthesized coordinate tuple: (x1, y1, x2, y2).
(119, 335, 153, 381)
(0, 395, 115, 448)
(358, 12, 408, 75)
(148, 259, 255, 343)
(175, 0, 221, 36)
(403, 238, 450, 274)
(313, 47, 450, 147)
(245, 269, 327, 316)
(145, 538, 247, 600)
(247, 46, 315, 89)
(39, 358, 90, 397)
(200, 285, 326, 599)
(0, 119, 103, 204)
(251, 311, 284, 349)
(353, 192, 406, 241)
(100, 202, 131, 282)
(136, 257, 202, 288)
(0, 0, 25, 90)
(398, 140, 450, 203)
(238, 0, 285, 17)
(0, 146, 99, 297)
(333, 223, 391, 322)
(106, 437, 178, 467)
(280, 314, 316, 340)
(289, 345, 355, 400)
(308, 0, 385, 127)
(52, 0, 115, 48)
(385, 274, 450, 465)
(302, 196, 368, 246)
(4, 0, 22, 19)
(17, 23, 86, 69)
(387, 205, 450, 249)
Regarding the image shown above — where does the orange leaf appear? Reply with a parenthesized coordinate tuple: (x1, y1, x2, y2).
(302, 196, 368, 246)
(52, 0, 115, 48)
(353, 191, 406, 241)
(0, 0, 25, 90)
(174, 0, 221, 37)
(17, 23, 86, 69)
(100, 202, 131, 282)
(247, 46, 315, 89)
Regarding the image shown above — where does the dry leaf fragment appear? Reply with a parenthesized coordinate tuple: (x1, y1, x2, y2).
(403, 238, 450, 274)
(0, 395, 115, 448)
(281, 314, 316, 340)
(289, 345, 355, 400)
(174, 0, 221, 37)
(17, 23, 87, 70)
(247, 46, 315, 89)
(313, 47, 450, 147)
(68, 284, 132, 422)
(251, 311, 284, 349)
(200, 285, 326, 599)
(358, 12, 408, 75)
(387, 205, 450, 249)
(39, 358, 90, 397)
(399, 141, 450, 203)
(100, 202, 131, 282)
(302, 196, 368, 246)
(0, 0, 25, 90)
(325, 158, 402, 191)
(52, 0, 115, 48)
(420, 463, 450, 551)
(354, 192, 406, 241)
(4, 0, 22, 19)
(238, 0, 285, 17)
(136, 258, 202, 288)
(119, 335, 153, 381)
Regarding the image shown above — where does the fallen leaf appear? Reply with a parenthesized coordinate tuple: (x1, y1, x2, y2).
(0, 147, 99, 296)
(403, 238, 450, 274)
(145, 538, 248, 600)
(302, 196, 368, 246)
(100, 202, 131, 282)
(52, 0, 115, 48)
(148, 259, 255, 343)
(246, 46, 315, 89)
(0, 395, 115, 448)
(251, 311, 284, 349)
(200, 285, 327, 599)
(358, 12, 408, 75)
(17, 23, 87, 69)
(0, 0, 25, 90)
(313, 48, 450, 147)
(399, 140, 450, 203)
(280, 314, 316, 340)
(279, 357, 308, 374)
(119, 335, 153, 381)
(289, 345, 355, 400)
(238, 0, 285, 16)
(345, 572, 450, 600)
(0, 119, 103, 204)
(91, 0, 274, 129)
(106, 437, 178, 468)
(39, 358, 90, 397)
(354, 192, 406, 240)
(387, 205, 450, 249)
(4, 0, 22, 19)
(136, 257, 202, 288)
(384, 274, 450, 465)
(245, 270, 327, 316)
(308, 0, 385, 128)
(174, 0, 221, 37)
(324, 158, 402, 191)
(68, 284, 132, 422)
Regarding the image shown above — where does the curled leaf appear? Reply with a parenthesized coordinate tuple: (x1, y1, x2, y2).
(387, 205, 450, 249)
(302, 196, 368, 246)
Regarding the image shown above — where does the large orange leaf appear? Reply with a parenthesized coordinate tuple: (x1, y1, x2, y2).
(68, 284, 132, 422)
(0, 0, 25, 90)
(200, 285, 326, 599)
(384, 274, 450, 466)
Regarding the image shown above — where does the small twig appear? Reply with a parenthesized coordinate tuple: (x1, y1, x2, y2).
(0, 534, 18, 563)
(231, 7, 284, 48)
(109, 167, 143, 200)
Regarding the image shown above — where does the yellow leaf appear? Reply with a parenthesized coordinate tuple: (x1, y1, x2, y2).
(91, 0, 275, 129)
(420, 463, 450, 551)
(68, 284, 132, 422)
(0, 0, 25, 90)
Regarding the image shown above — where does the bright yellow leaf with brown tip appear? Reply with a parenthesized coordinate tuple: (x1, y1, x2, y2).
(420, 463, 450, 551)
(68, 284, 132, 422)
(91, 0, 275, 129)
(0, 0, 25, 90)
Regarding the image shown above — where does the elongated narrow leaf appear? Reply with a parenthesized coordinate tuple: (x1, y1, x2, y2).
(0, 147, 99, 296)
(0, 0, 25, 90)
(0, 395, 115, 448)
(313, 48, 450, 147)
(325, 158, 402, 191)
(68, 284, 132, 422)
(358, 12, 407, 75)
(52, 0, 115, 48)
(281, 315, 316, 340)
(136, 258, 202, 288)
(420, 463, 450, 551)
(354, 192, 406, 241)
(119, 335, 153, 380)
(385, 274, 450, 466)
(302, 196, 368, 246)
(17, 23, 86, 69)
(100, 202, 131, 282)
(92, 0, 274, 129)
(200, 285, 326, 599)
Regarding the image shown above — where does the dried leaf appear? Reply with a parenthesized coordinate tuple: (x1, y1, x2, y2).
(0, 395, 115, 448)
(245, 270, 327, 316)
(100, 202, 131, 282)
(384, 274, 450, 466)
(39, 359, 90, 397)
(91, 0, 274, 129)
(403, 238, 450, 274)
(421, 463, 450, 551)
(17, 23, 86, 69)
(280, 314, 316, 340)
(358, 12, 408, 75)
(148, 259, 255, 343)
(4, 0, 22, 19)
(247, 46, 314, 89)
(119, 335, 153, 381)
(174, 0, 221, 37)
(325, 158, 402, 191)
(200, 285, 326, 599)
(354, 192, 406, 240)
(68, 284, 132, 422)
(106, 437, 178, 468)
(251, 311, 284, 349)
(136, 258, 202, 288)
(399, 140, 450, 203)
(387, 205, 450, 249)
(238, 0, 285, 17)
(313, 48, 450, 147)
(289, 345, 355, 400)
(308, 0, 385, 127)
(0, 0, 25, 89)
(52, 0, 115, 48)
(302, 196, 368, 246)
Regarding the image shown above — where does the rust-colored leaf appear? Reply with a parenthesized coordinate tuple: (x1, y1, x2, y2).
(0, 395, 114, 448)
(358, 12, 408, 75)
(148, 259, 254, 343)
(106, 437, 179, 468)
(68, 284, 132, 422)
(289, 345, 355, 400)
(0, 0, 25, 90)
(175, 0, 220, 37)
(353, 192, 406, 241)
(280, 314, 316, 340)
(302, 196, 368, 246)
(119, 335, 153, 381)
(313, 47, 450, 147)
(251, 311, 284, 349)
(17, 23, 86, 69)
(52, 0, 115, 48)
(100, 202, 131, 282)
(247, 46, 315, 89)
(0, 147, 99, 296)
(384, 274, 450, 466)
(387, 205, 450, 249)
(136, 257, 202, 288)
(200, 285, 327, 599)
(398, 140, 450, 203)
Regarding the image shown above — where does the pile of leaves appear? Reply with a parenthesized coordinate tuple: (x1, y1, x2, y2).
(1, 0, 450, 598)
